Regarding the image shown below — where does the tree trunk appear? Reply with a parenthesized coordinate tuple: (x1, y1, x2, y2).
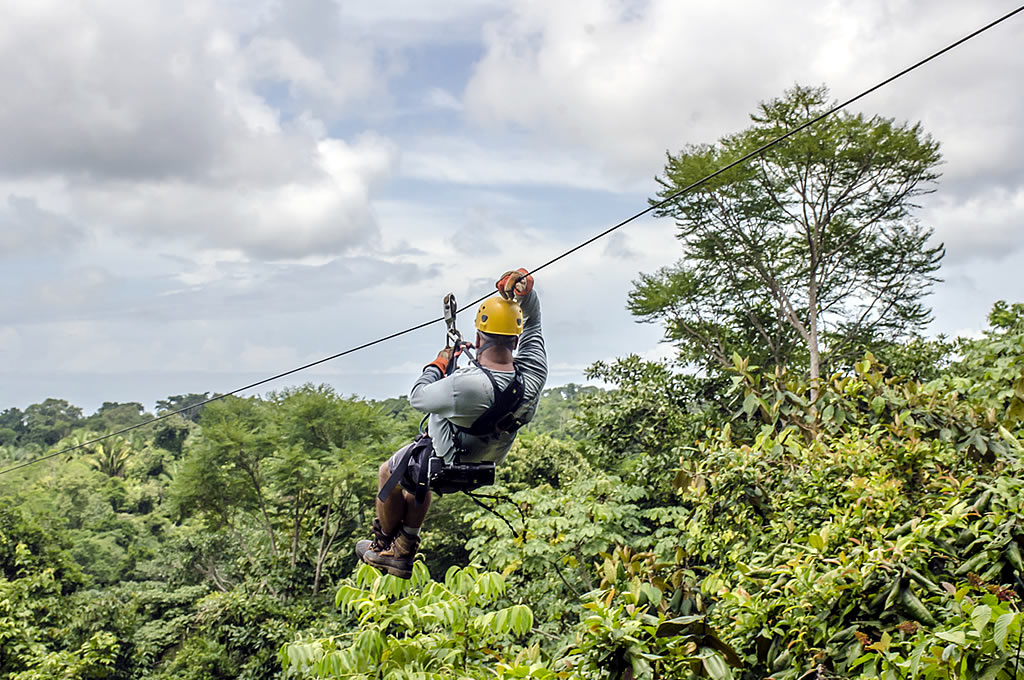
(314, 491, 338, 596)
(808, 264, 821, 402)
(241, 459, 278, 557)
(291, 495, 309, 568)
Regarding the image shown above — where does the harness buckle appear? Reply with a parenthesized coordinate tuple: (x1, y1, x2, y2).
(494, 412, 522, 433)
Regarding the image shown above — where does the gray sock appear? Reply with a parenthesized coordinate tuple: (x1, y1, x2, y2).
(403, 526, 421, 537)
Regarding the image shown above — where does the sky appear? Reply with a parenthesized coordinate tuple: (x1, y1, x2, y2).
(1, 0, 1023, 414)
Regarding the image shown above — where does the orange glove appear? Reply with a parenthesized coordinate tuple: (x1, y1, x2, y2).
(425, 347, 454, 375)
(496, 268, 534, 299)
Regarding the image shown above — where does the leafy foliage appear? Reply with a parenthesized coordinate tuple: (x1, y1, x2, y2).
(633, 84, 943, 382)
(283, 564, 537, 679)
(3, 299, 1024, 680)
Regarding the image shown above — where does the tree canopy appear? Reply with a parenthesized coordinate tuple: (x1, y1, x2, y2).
(630, 84, 944, 386)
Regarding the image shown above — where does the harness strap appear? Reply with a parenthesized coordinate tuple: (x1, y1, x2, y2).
(377, 443, 414, 503)
(456, 344, 526, 439)
(377, 436, 433, 504)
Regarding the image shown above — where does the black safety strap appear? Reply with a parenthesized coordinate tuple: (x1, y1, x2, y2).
(377, 449, 411, 503)
(456, 345, 526, 439)
(377, 436, 432, 504)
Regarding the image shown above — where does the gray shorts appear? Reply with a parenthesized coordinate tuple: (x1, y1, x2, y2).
(386, 438, 434, 493)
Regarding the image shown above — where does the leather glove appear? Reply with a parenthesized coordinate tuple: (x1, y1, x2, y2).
(425, 347, 454, 375)
(496, 268, 534, 299)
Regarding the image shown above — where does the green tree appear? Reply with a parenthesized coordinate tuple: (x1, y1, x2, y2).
(156, 393, 212, 423)
(86, 436, 134, 478)
(945, 300, 1024, 427)
(0, 407, 26, 446)
(171, 386, 395, 596)
(525, 383, 601, 439)
(84, 402, 147, 431)
(630, 84, 943, 391)
(263, 384, 393, 594)
(171, 396, 279, 568)
(22, 399, 84, 447)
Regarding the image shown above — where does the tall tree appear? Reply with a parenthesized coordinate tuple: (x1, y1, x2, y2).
(85, 401, 147, 431)
(0, 407, 25, 446)
(22, 399, 84, 446)
(156, 393, 212, 423)
(630, 85, 944, 390)
(170, 385, 394, 595)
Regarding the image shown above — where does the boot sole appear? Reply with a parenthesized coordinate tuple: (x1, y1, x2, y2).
(360, 553, 413, 579)
(378, 563, 412, 579)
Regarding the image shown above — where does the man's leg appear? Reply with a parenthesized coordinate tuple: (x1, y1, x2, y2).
(377, 460, 407, 535)
(375, 458, 434, 532)
(363, 453, 432, 579)
(400, 488, 432, 531)
(356, 450, 410, 561)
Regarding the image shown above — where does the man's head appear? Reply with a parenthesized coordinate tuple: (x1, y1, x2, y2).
(474, 296, 523, 352)
(475, 330, 518, 352)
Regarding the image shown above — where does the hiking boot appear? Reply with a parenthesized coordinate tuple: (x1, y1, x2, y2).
(361, 529, 420, 579)
(354, 518, 393, 561)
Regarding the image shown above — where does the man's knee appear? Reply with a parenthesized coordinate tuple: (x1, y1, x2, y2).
(402, 489, 431, 507)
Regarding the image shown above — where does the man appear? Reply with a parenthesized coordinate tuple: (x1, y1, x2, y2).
(356, 268, 547, 578)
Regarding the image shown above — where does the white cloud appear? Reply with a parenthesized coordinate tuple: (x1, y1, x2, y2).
(237, 342, 302, 371)
(336, 0, 508, 45)
(426, 87, 464, 112)
(925, 186, 1024, 264)
(0, 0, 398, 259)
(464, 0, 1024, 183)
(463, 0, 823, 176)
(602, 231, 639, 260)
(29, 267, 113, 309)
(401, 135, 646, 191)
(240, 34, 379, 115)
(0, 195, 84, 256)
(0, 327, 19, 353)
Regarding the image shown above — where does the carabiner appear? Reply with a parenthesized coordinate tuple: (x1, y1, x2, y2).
(443, 293, 461, 348)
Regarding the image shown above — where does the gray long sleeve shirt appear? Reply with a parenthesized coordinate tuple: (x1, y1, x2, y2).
(409, 289, 548, 464)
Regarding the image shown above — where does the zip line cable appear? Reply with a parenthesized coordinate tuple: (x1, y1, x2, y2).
(2, 4, 1021, 478)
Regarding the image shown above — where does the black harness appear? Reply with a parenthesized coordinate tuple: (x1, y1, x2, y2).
(453, 349, 527, 440)
(377, 345, 527, 505)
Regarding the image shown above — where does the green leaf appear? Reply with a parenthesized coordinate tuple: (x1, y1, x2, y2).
(743, 393, 759, 416)
(702, 651, 732, 680)
(871, 396, 886, 415)
(655, 615, 704, 638)
(909, 642, 925, 676)
(641, 583, 662, 608)
(934, 630, 966, 645)
(510, 604, 534, 636)
(979, 658, 1007, 680)
(971, 604, 992, 634)
(994, 612, 1014, 651)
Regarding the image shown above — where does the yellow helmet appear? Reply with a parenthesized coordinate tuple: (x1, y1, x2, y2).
(475, 296, 524, 336)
